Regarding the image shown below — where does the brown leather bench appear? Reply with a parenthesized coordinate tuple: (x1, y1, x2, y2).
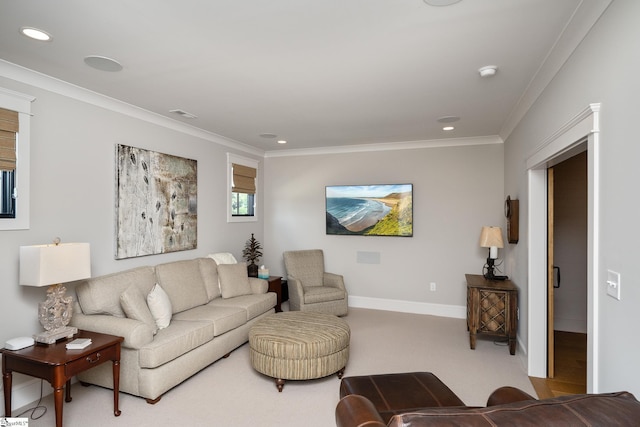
(339, 372, 465, 423)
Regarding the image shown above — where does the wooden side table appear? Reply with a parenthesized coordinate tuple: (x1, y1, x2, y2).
(1, 330, 124, 427)
(267, 276, 284, 312)
(465, 274, 518, 355)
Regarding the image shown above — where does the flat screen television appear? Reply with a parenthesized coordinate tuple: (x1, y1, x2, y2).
(325, 184, 413, 237)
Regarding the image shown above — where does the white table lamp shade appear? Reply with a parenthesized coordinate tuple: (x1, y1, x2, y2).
(20, 243, 91, 287)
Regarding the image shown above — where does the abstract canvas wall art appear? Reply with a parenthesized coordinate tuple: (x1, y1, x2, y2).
(115, 144, 197, 259)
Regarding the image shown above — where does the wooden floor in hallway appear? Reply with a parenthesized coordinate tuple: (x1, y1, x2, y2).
(530, 331, 587, 399)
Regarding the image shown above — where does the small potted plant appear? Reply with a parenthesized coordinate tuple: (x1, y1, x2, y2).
(242, 233, 263, 277)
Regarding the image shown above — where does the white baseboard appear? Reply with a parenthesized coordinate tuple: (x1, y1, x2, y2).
(348, 295, 467, 319)
(0, 373, 51, 415)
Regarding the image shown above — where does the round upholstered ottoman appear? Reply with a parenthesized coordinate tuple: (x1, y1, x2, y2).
(249, 311, 350, 392)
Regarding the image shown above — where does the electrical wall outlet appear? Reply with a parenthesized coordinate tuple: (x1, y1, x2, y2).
(606, 270, 621, 300)
(430, 282, 436, 292)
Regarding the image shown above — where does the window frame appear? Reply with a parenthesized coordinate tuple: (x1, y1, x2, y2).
(0, 88, 35, 230)
(227, 153, 259, 223)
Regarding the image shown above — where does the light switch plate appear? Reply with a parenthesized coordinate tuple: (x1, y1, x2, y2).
(606, 270, 621, 300)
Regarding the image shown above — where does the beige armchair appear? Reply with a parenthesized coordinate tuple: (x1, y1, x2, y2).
(283, 249, 348, 316)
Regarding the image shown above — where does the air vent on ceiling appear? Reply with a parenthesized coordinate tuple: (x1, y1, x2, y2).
(169, 109, 197, 119)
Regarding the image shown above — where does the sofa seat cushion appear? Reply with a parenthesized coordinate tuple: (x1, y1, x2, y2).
(388, 391, 640, 427)
(172, 304, 247, 337)
(304, 286, 346, 304)
(155, 259, 209, 313)
(208, 293, 276, 322)
(76, 266, 156, 318)
(138, 319, 215, 369)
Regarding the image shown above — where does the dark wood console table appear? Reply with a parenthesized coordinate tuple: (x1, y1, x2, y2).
(465, 274, 518, 355)
(267, 276, 284, 312)
(1, 330, 123, 427)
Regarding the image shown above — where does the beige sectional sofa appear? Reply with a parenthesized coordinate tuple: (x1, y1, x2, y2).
(70, 256, 276, 403)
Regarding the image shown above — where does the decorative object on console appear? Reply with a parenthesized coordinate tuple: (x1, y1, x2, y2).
(258, 265, 269, 279)
(505, 196, 519, 243)
(19, 239, 91, 344)
(479, 226, 506, 280)
(242, 233, 263, 277)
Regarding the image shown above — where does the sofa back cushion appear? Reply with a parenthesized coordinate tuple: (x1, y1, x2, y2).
(388, 392, 640, 427)
(155, 259, 208, 313)
(76, 266, 156, 317)
(198, 257, 221, 301)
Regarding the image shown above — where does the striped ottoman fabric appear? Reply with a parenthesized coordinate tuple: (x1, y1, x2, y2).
(249, 311, 350, 391)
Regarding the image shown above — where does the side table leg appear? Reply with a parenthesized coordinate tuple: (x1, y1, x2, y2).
(53, 386, 64, 427)
(113, 360, 121, 416)
(509, 338, 516, 355)
(65, 379, 72, 402)
(2, 371, 12, 417)
(469, 333, 477, 350)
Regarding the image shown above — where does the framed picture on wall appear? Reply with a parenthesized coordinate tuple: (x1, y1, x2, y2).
(325, 184, 413, 237)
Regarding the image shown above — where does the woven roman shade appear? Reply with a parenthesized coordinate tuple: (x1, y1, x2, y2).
(0, 108, 18, 171)
(232, 163, 256, 194)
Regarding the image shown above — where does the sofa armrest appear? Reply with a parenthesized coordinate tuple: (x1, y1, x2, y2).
(336, 394, 387, 427)
(249, 277, 268, 294)
(71, 311, 154, 349)
(324, 272, 346, 291)
(486, 386, 537, 406)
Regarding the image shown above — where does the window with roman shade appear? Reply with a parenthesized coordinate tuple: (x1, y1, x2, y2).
(232, 163, 256, 194)
(0, 107, 18, 219)
(0, 108, 18, 171)
(0, 87, 34, 230)
(227, 153, 259, 223)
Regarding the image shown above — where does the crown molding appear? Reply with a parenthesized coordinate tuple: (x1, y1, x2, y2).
(499, 0, 612, 141)
(265, 135, 503, 158)
(0, 60, 264, 157)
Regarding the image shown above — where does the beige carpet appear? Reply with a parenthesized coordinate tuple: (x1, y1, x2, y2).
(13, 306, 536, 426)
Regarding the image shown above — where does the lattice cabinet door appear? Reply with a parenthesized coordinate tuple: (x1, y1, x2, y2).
(479, 290, 508, 334)
(465, 274, 518, 355)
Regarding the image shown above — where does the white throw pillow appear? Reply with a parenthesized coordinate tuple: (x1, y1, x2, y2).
(147, 283, 173, 329)
(218, 263, 252, 299)
(207, 252, 238, 265)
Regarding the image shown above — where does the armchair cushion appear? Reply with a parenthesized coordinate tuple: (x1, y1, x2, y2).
(304, 286, 347, 304)
(284, 249, 325, 287)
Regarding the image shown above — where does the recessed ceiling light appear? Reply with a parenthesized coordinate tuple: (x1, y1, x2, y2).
(277, 140, 287, 144)
(443, 126, 455, 131)
(423, 0, 462, 6)
(478, 65, 498, 77)
(84, 55, 123, 72)
(20, 27, 52, 41)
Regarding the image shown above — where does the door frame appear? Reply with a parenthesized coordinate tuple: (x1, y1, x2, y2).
(526, 103, 600, 392)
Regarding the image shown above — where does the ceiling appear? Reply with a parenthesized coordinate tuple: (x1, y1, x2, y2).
(0, 0, 608, 154)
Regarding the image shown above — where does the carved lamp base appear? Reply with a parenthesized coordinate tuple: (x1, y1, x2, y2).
(33, 326, 78, 345)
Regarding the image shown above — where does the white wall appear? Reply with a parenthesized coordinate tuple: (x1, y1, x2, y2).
(263, 143, 505, 315)
(504, 0, 640, 394)
(0, 71, 264, 407)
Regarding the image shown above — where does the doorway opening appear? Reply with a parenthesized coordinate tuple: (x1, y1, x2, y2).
(526, 104, 600, 393)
